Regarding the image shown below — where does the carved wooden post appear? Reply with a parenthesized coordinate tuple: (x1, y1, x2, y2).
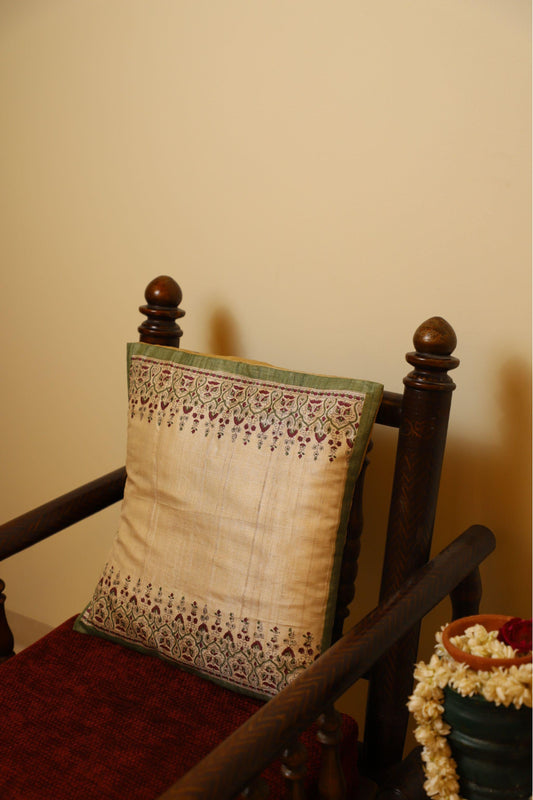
(0, 580, 14, 661)
(138, 275, 185, 347)
(363, 317, 459, 778)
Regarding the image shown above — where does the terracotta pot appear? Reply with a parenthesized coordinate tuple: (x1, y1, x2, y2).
(441, 614, 532, 669)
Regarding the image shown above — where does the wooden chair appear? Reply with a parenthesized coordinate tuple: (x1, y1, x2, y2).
(0, 276, 495, 800)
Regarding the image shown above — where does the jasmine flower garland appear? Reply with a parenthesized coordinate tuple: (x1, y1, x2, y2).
(408, 625, 532, 800)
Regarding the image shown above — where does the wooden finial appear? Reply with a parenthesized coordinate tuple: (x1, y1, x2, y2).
(413, 316, 457, 355)
(138, 276, 185, 348)
(404, 316, 459, 391)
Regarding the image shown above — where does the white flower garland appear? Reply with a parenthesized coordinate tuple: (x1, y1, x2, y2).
(408, 625, 532, 800)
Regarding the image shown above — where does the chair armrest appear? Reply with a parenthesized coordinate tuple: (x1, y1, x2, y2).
(157, 524, 495, 800)
(0, 467, 127, 560)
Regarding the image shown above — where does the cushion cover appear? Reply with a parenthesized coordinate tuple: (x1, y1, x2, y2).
(75, 344, 382, 698)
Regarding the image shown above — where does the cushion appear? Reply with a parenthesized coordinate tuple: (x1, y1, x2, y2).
(0, 617, 360, 799)
(75, 343, 382, 698)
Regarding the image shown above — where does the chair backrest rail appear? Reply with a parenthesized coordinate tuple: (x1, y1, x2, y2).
(375, 391, 402, 428)
(0, 467, 127, 562)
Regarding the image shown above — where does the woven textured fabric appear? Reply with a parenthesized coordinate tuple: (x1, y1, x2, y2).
(75, 344, 382, 698)
(0, 619, 359, 799)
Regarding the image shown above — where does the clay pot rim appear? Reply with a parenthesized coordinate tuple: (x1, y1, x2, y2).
(442, 614, 532, 669)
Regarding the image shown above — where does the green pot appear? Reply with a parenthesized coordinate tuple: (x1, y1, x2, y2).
(443, 686, 532, 800)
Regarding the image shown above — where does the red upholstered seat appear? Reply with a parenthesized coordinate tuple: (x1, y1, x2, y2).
(0, 618, 358, 799)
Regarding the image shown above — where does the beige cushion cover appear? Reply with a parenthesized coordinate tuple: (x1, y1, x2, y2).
(75, 344, 382, 698)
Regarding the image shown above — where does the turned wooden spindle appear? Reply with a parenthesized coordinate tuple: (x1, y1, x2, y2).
(316, 706, 346, 800)
(364, 316, 459, 779)
(281, 739, 308, 800)
(138, 275, 185, 348)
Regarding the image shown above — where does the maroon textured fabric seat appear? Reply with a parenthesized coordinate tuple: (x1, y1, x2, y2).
(0, 617, 358, 799)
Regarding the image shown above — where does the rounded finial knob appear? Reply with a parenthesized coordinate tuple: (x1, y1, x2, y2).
(413, 317, 457, 356)
(144, 276, 182, 309)
(138, 276, 184, 347)
(405, 316, 459, 390)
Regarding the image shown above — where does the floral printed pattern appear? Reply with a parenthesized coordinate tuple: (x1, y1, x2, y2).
(81, 565, 319, 697)
(128, 354, 366, 462)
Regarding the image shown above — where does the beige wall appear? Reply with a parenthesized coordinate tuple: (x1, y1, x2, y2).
(1, 0, 530, 726)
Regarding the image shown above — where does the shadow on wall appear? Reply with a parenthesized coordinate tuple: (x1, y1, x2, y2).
(207, 304, 532, 620)
(205, 306, 532, 733)
(434, 356, 532, 615)
(208, 307, 245, 358)
(209, 307, 531, 622)
(339, 355, 532, 630)
(340, 355, 532, 735)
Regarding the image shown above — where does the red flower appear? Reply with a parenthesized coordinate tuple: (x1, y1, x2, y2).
(497, 617, 532, 654)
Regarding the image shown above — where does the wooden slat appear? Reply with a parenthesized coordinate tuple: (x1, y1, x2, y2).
(375, 391, 402, 428)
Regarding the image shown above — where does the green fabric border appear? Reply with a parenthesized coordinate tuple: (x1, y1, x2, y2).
(126, 342, 383, 653)
(127, 341, 383, 402)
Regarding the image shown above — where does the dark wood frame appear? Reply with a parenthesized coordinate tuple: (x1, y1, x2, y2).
(0, 276, 495, 799)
